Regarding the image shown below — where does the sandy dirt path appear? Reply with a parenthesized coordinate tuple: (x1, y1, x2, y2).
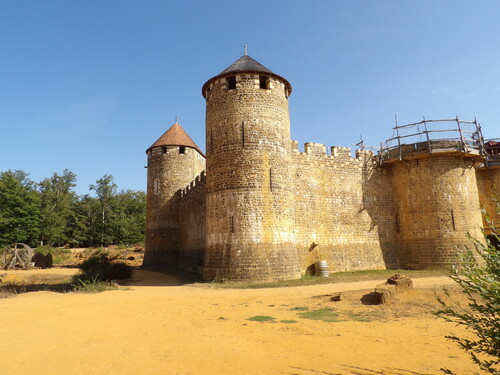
(0, 269, 482, 375)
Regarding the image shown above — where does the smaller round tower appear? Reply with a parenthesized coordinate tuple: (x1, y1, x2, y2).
(143, 122, 205, 266)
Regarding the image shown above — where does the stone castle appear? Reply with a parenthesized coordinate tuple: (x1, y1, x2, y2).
(143, 53, 500, 281)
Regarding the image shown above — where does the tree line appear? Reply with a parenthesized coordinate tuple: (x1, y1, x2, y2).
(0, 169, 146, 248)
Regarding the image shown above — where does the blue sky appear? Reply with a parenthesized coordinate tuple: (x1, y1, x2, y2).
(1, 1, 499, 195)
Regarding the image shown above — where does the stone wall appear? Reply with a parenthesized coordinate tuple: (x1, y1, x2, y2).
(476, 166, 500, 234)
(291, 142, 397, 274)
(144, 145, 205, 266)
(178, 172, 206, 272)
(390, 154, 484, 268)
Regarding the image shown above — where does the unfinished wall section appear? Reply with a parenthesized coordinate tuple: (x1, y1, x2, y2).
(476, 166, 500, 235)
(178, 171, 206, 272)
(291, 141, 397, 274)
(144, 145, 205, 266)
(390, 154, 484, 268)
(202, 70, 300, 282)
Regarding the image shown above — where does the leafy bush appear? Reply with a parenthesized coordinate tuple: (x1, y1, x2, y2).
(436, 206, 500, 374)
(34, 245, 55, 255)
(78, 254, 132, 282)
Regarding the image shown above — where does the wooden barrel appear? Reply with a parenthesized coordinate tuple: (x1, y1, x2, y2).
(315, 260, 329, 277)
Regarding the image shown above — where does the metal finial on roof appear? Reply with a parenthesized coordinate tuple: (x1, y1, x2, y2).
(175, 115, 178, 124)
(244, 45, 248, 56)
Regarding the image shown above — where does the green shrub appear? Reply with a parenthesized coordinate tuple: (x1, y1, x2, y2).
(436, 205, 500, 374)
(34, 245, 55, 255)
(78, 254, 132, 282)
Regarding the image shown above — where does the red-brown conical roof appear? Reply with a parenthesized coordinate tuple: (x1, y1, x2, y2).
(147, 123, 204, 156)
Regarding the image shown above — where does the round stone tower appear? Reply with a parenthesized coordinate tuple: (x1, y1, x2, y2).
(201, 53, 301, 281)
(143, 122, 205, 266)
(384, 126, 485, 269)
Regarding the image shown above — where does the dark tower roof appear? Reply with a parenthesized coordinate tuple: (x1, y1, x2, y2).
(147, 122, 204, 156)
(220, 55, 274, 75)
(202, 54, 292, 98)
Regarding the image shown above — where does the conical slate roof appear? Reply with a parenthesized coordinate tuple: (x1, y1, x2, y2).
(147, 123, 204, 156)
(202, 54, 292, 98)
(220, 55, 274, 75)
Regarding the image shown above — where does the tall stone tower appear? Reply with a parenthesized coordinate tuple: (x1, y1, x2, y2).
(143, 122, 205, 266)
(201, 53, 301, 281)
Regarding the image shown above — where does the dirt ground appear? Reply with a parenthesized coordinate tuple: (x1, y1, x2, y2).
(0, 268, 485, 375)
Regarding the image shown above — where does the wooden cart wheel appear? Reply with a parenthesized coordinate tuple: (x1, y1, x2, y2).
(2, 243, 34, 270)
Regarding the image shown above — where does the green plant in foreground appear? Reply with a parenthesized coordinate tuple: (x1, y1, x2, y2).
(298, 308, 341, 322)
(247, 315, 275, 322)
(72, 276, 116, 293)
(288, 306, 309, 311)
(435, 207, 500, 374)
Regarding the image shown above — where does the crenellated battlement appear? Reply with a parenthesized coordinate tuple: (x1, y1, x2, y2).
(291, 140, 374, 163)
(180, 170, 206, 197)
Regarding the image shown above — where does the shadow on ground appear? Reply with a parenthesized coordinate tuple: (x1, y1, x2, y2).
(124, 269, 194, 287)
(360, 292, 381, 305)
(283, 365, 434, 375)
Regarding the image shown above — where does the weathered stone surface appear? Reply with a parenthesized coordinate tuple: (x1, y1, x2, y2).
(330, 293, 341, 302)
(375, 283, 397, 304)
(391, 155, 485, 269)
(203, 72, 300, 282)
(387, 274, 413, 290)
(476, 167, 500, 236)
(144, 141, 205, 266)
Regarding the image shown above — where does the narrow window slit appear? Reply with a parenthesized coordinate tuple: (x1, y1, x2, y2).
(227, 76, 236, 90)
(259, 76, 267, 89)
(242, 121, 245, 148)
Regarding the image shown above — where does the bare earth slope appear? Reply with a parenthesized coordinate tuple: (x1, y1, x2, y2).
(0, 269, 483, 375)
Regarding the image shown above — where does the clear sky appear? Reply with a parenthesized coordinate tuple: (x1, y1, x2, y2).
(1, 1, 499, 195)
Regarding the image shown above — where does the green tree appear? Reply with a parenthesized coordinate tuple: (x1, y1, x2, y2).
(66, 194, 100, 247)
(0, 170, 40, 247)
(90, 175, 117, 247)
(436, 202, 500, 374)
(111, 189, 146, 245)
(39, 169, 77, 246)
